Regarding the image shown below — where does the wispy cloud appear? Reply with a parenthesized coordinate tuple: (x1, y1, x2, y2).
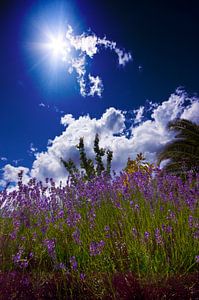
(133, 106, 145, 124)
(12, 159, 23, 166)
(64, 25, 132, 97)
(0, 157, 7, 162)
(28, 143, 38, 156)
(39, 102, 46, 107)
(38, 102, 64, 114)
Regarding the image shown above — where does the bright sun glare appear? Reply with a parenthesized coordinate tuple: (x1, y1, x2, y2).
(49, 36, 66, 56)
(45, 32, 70, 62)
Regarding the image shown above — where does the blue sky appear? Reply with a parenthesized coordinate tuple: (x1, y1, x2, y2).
(0, 0, 199, 186)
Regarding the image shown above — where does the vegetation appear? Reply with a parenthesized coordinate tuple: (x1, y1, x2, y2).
(0, 167, 198, 299)
(124, 152, 153, 175)
(0, 120, 199, 298)
(61, 133, 113, 182)
(158, 118, 199, 175)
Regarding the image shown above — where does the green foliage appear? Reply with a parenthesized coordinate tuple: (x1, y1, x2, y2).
(157, 118, 199, 175)
(61, 133, 113, 180)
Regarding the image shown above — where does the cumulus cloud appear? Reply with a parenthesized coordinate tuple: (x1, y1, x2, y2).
(61, 114, 75, 126)
(180, 100, 199, 124)
(1, 91, 198, 187)
(0, 164, 30, 187)
(64, 25, 132, 97)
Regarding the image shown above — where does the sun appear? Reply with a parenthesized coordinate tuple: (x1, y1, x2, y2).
(48, 35, 66, 57)
(41, 30, 70, 62)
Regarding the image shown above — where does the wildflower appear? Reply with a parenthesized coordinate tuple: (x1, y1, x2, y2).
(57, 262, 66, 270)
(135, 204, 139, 211)
(70, 256, 78, 271)
(20, 259, 29, 268)
(104, 225, 110, 232)
(80, 273, 86, 281)
(155, 228, 163, 245)
(166, 225, 172, 234)
(9, 231, 17, 240)
(195, 255, 199, 263)
(166, 209, 176, 221)
(66, 211, 81, 227)
(129, 201, 134, 207)
(89, 240, 105, 256)
(43, 238, 56, 258)
(72, 228, 81, 244)
(188, 215, 193, 228)
(58, 210, 64, 218)
(144, 231, 150, 241)
(193, 230, 199, 239)
(12, 249, 23, 264)
(104, 225, 111, 238)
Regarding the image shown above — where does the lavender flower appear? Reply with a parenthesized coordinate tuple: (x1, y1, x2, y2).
(19, 259, 29, 268)
(144, 231, 150, 241)
(135, 204, 139, 211)
(89, 240, 105, 256)
(70, 256, 78, 271)
(12, 249, 23, 264)
(43, 238, 56, 258)
(80, 273, 86, 280)
(188, 215, 193, 228)
(72, 228, 81, 244)
(104, 225, 111, 238)
(155, 228, 163, 245)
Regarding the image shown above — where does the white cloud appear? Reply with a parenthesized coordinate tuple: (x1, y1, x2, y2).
(64, 25, 132, 97)
(0, 164, 30, 187)
(28, 143, 38, 157)
(1, 91, 198, 187)
(133, 106, 144, 124)
(30, 143, 38, 153)
(151, 92, 185, 131)
(12, 159, 23, 166)
(180, 100, 199, 124)
(88, 75, 103, 97)
(0, 157, 7, 162)
(61, 114, 75, 126)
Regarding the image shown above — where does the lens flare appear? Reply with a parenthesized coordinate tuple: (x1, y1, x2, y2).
(49, 36, 66, 57)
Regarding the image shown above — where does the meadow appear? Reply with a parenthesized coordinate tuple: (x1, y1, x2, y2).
(0, 169, 198, 299)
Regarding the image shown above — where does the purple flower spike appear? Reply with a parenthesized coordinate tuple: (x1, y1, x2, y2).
(70, 256, 78, 271)
(144, 231, 150, 241)
(72, 228, 81, 244)
(80, 273, 86, 280)
(43, 238, 56, 258)
(89, 240, 105, 256)
(155, 228, 163, 245)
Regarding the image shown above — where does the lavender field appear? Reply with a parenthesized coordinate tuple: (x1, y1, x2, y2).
(0, 169, 198, 299)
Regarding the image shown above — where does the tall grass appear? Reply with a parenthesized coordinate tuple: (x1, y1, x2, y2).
(0, 170, 198, 298)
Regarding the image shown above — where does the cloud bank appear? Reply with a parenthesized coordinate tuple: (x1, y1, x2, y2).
(1, 91, 198, 187)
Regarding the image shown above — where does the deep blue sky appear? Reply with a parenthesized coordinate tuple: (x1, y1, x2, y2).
(1, 0, 199, 170)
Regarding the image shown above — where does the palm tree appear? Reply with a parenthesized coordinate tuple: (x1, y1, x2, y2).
(157, 118, 199, 174)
